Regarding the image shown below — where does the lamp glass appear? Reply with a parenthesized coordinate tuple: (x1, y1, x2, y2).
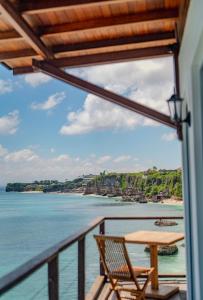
(167, 96, 176, 121)
(167, 94, 183, 122)
(176, 97, 182, 121)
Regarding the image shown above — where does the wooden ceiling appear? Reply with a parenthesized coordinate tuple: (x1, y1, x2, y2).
(0, 0, 189, 75)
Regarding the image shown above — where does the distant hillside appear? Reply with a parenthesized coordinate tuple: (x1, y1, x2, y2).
(5, 176, 95, 193)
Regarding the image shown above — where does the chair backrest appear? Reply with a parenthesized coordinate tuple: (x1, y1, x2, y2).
(94, 235, 135, 282)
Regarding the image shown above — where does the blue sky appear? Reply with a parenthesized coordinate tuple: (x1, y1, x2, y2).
(0, 57, 181, 185)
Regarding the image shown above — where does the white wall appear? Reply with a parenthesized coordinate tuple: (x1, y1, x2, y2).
(179, 1, 203, 299)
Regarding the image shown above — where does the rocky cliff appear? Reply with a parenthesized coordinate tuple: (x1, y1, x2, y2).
(84, 169, 182, 202)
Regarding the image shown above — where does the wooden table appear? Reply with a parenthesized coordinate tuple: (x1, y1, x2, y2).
(125, 230, 184, 299)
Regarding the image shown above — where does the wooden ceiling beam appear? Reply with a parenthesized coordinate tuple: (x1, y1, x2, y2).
(177, 0, 190, 42)
(13, 66, 34, 75)
(32, 60, 175, 129)
(0, 30, 21, 42)
(39, 8, 178, 36)
(47, 45, 174, 68)
(53, 31, 175, 54)
(1, 62, 12, 70)
(0, 0, 54, 59)
(0, 31, 175, 62)
(0, 48, 36, 61)
(13, 45, 174, 75)
(18, 0, 155, 15)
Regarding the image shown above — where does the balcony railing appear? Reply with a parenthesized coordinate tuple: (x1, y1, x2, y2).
(0, 216, 185, 300)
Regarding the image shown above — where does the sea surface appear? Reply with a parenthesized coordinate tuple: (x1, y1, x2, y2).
(0, 192, 185, 300)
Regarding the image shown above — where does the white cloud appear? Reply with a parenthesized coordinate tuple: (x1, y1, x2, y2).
(0, 144, 180, 185)
(133, 157, 139, 161)
(161, 132, 177, 142)
(0, 147, 144, 185)
(50, 148, 55, 153)
(62, 57, 174, 135)
(24, 73, 51, 87)
(114, 155, 131, 163)
(0, 145, 8, 157)
(97, 155, 111, 164)
(5, 149, 38, 162)
(0, 110, 20, 135)
(0, 80, 13, 94)
(60, 94, 142, 135)
(31, 92, 65, 111)
(54, 154, 70, 162)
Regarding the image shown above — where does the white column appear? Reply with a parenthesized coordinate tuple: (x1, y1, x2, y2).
(179, 1, 203, 299)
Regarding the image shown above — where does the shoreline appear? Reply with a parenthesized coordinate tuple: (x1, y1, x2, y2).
(85, 194, 183, 205)
(21, 191, 43, 194)
(47, 191, 84, 196)
(10, 191, 183, 205)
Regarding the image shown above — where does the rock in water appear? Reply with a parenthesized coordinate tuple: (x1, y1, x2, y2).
(154, 219, 178, 226)
(144, 244, 178, 256)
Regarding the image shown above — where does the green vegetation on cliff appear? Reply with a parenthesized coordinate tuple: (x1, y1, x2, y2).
(87, 168, 182, 198)
(6, 178, 85, 193)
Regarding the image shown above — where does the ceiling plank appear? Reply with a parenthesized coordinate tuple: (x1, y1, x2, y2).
(39, 8, 178, 36)
(13, 45, 174, 75)
(32, 59, 175, 129)
(0, 0, 53, 59)
(53, 31, 175, 54)
(18, 0, 154, 15)
(0, 9, 178, 43)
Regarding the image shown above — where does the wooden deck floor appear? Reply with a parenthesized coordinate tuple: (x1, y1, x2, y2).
(86, 277, 187, 300)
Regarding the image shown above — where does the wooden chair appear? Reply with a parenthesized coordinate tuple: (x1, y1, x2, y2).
(94, 235, 154, 300)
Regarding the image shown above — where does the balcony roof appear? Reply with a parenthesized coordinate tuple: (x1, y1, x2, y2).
(0, 0, 189, 75)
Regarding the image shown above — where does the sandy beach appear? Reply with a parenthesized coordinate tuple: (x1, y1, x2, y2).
(21, 191, 43, 194)
(158, 198, 183, 205)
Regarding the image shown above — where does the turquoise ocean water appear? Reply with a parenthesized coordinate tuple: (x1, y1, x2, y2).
(0, 192, 185, 299)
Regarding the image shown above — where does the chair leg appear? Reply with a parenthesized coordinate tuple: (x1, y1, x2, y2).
(115, 290, 122, 300)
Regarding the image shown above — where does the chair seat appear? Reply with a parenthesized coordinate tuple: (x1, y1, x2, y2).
(114, 265, 151, 277)
(132, 266, 151, 277)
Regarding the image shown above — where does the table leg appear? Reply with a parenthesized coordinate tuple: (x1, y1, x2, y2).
(146, 245, 179, 299)
(150, 245, 158, 290)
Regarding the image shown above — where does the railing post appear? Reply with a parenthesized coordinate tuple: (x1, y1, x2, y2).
(48, 255, 59, 300)
(99, 220, 105, 276)
(78, 236, 85, 300)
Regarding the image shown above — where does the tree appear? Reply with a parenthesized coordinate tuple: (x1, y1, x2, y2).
(174, 183, 182, 198)
(121, 175, 127, 192)
(151, 186, 158, 196)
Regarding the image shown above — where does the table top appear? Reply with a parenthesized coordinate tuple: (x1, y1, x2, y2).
(125, 230, 184, 246)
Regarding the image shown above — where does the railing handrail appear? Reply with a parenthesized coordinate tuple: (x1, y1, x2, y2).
(0, 215, 184, 297)
(0, 216, 104, 295)
(104, 216, 183, 220)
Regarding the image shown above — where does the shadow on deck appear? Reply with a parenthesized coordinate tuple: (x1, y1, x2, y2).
(86, 276, 187, 300)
